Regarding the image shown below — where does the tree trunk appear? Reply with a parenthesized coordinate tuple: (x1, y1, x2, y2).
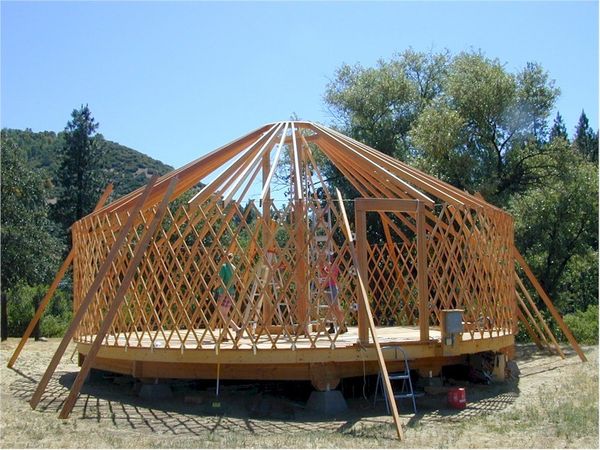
(1, 292, 8, 341)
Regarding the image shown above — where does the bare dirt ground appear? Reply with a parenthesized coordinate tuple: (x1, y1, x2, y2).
(0, 338, 597, 448)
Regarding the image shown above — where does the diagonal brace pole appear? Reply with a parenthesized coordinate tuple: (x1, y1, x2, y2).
(58, 177, 178, 419)
(29, 175, 159, 409)
(335, 189, 404, 441)
(514, 247, 587, 362)
(7, 183, 114, 369)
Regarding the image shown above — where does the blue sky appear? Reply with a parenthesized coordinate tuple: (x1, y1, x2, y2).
(1, 1, 598, 169)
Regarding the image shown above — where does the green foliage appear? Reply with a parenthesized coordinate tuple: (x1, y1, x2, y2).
(549, 112, 568, 141)
(509, 147, 598, 308)
(325, 48, 450, 161)
(573, 110, 599, 163)
(53, 105, 106, 229)
(5, 283, 72, 337)
(325, 49, 560, 204)
(563, 305, 598, 345)
(1, 128, 174, 200)
(0, 136, 63, 291)
(325, 48, 596, 322)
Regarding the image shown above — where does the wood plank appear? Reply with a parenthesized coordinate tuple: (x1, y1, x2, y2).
(416, 201, 429, 341)
(513, 247, 586, 362)
(336, 188, 404, 441)
(355, 207, 369, 344)
(58, 177, 179, 419)
(355, 198, 419, 213)
(7, 184, 114, 368)
(29, 175, 159, 410)
(260, 122, 289, 201)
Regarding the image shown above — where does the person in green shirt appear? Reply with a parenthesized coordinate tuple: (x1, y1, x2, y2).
(217, 252, 240, 339)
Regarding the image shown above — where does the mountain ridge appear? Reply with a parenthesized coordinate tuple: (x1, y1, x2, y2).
(1, 128, 174, 199)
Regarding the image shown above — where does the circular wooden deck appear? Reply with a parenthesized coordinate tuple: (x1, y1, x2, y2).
(77, 326, 514, 385)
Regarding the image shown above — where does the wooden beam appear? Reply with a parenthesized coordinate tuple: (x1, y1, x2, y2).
(58, 177, 178, 419)
(355, 206, 369, 344)
(416, 201, 429, 342)
(7, 183, 114, 369)
(188, 123, 281, 206)
(314, 124, 435, 208)
(94, 123, 271, 216)
(514, 247, 586, 362)
(29, 175, 159, 410)
(317, 124, 495, 211)
(336, 188, 404, 441)
(261, 122, 289, 201)
(355, 198, 419, 213)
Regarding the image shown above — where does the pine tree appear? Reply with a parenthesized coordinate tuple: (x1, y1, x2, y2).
(573, 110, 599, 163)
(54, 105, 106, 230)
(549, 111, 568, 142)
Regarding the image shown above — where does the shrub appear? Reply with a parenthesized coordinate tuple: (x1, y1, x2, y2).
(563, 304, 598, 345)
(6, 283, 72, 338)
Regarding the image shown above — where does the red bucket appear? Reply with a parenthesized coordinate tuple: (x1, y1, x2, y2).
(447, 387, 467, 409)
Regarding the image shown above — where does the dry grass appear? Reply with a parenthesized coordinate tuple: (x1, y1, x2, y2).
(0, 338, 597, 448)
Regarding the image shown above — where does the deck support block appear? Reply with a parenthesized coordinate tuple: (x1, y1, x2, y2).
(306, 390, 348, 415)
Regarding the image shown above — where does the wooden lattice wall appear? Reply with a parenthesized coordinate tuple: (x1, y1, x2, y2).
(72, 191, 515, 349)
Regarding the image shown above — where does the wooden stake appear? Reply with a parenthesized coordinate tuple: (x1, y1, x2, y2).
(58, 177, 178, 419)
(29, 175, 158, 410)
(7, 183, 114, 369)
(336, 189, 404, 441)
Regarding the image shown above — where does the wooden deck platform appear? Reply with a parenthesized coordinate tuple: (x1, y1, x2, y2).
(76, 326, 514, 384)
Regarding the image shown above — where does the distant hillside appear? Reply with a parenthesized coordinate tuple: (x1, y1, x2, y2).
(1, 128, 174, 199)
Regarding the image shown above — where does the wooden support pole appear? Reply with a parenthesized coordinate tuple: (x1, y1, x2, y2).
(29, 176, 158, 410)
(355, 206, 369, 345)
(416, 201, 429, 342)
(516, 308, 544, 350)
(336, 189, 404, 441)
(58, 177, 178, 419)
(516, 274, 565, 358)
(514, 247, 586, 362)
(262, 148, 273, 325)
(294, 199, 309, 335)
(516, 290, 553, 350)
(7, 183, 114, 369)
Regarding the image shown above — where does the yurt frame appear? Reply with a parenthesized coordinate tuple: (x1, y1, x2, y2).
(9, 121, 585, 437)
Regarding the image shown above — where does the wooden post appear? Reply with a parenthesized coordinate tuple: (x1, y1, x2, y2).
(30, 176, 157, 410)
(7, 183, 114, 369)
(337, 189, 404, 441)
(58, 177, 178, 419)
(416, 201, 429, 341)
(514, 247, 586, 362)
(262, 151, 273, 325)
(355, 206, 369, 344)
(295, 199, 309, 335)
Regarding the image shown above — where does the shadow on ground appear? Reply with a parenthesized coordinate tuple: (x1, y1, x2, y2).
(9, 361, 523, 438)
